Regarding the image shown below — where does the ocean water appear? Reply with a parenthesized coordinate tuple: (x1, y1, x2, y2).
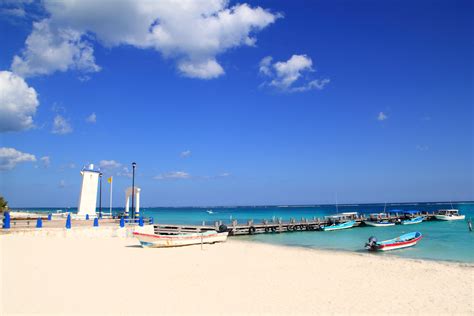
(13, 201, 474, 263)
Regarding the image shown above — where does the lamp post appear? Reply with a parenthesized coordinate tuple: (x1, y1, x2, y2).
(99, 172, 103, 218)
(131, 162, 136, 219)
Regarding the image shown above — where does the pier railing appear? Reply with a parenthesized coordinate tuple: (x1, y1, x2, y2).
(1, 212, 154, 230)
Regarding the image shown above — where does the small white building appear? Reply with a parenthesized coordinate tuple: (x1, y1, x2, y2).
(77, 164, 100, 218)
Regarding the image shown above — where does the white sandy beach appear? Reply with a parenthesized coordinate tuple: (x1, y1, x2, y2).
(1, 233, 473, 315)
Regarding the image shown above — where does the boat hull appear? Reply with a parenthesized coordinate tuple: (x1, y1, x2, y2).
(367, 232, 422, 252)
(321, 220, 356, 231)
(133, 226, 228, 248)
(435, 215, 465, 221)
(401, 216, 424, 225)
(376, 237, 421, 251)
(364, 221, 395, 227)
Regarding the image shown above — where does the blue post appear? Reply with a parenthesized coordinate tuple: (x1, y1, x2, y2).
(139, 217, 144, 227)
(36, 218, 43, 228)
(3, 211, 11, 229)
(86, 214, 89, 220)
(120, 217, 125, 228)
(149, 217, 154, 225)
(47, 213, 52, 221)
(65, 213, 71, 229)
(93, 217, 99, 227)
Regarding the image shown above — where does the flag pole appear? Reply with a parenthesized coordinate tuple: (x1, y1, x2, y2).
(109, 176, 113, 216)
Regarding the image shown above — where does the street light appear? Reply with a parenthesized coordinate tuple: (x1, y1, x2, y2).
(99, 172, 103, 218)
(131, 162, 136, 219)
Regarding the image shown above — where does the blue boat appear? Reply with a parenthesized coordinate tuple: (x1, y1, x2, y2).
(401, 216, 424, 225)
(320, 220, 356, 231)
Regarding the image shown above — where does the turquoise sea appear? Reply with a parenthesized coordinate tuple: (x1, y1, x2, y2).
(14, 201, 474, 263)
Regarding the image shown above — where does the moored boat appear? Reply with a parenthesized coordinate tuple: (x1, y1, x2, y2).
(401, 216, 424, 225)
(320, 220, 356, 231)
(435, 209, 465, 221)
(363, 220, 395, 227)
(365, 231, 422, 251)
(133, 225, 228, 248)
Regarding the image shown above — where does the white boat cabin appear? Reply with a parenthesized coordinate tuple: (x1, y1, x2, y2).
(436, 209, 460, 216)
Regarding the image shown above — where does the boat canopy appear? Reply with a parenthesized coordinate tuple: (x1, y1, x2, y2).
(325, 212, 358, 219)
(403, 210, 420, 214)
(436, 209, 459, 215)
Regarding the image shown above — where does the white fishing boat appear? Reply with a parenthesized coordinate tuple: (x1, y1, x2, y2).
(133, 225, 228, 248)
(363, 220, 395, 227)
(435, 209, 465, 221)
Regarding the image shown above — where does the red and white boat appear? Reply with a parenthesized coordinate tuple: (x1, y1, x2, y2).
(133, 225, 228, 248)
(365, 232, 423, 251)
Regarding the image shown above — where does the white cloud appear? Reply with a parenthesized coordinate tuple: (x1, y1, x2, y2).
(259, 54, 329, 92)
(86, 112, 96, 123)
(117, 166, 133, 178)
(99, 159, 122, 170)
(377, 112, 388, 121)
(98, 161, 133, 178)
(0, 0, 34, 19)
(52, 114, 72, 134)
(40, 155, 50, 168)
(178, 59, 224, 79)
(1, 7, 26, 17)
(59, 179, 66, 188)
(153, 170, 230, 180)
(0, 147, 36, 170)
(12, 0, 280, 79)
(0, 70, 39, 132)
(12, 19, 100, 77)
(180, 150, 191, 158)
(154, 171, 191, 180)
(259, 56, 273, 75)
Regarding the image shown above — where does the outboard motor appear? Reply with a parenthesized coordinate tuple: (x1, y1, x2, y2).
(365, 236, 377, 249)
(218, 224, 228, 233)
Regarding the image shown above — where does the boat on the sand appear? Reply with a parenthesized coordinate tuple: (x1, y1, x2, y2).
(365, 231, 423, 251)
(133, 225, 228, 248)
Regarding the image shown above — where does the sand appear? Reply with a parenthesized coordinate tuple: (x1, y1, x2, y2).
(1, 233, 473, 315)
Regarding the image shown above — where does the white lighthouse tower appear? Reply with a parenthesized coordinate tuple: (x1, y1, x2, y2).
(77, 164, 100, 219)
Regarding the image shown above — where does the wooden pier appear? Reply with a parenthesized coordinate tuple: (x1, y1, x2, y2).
(151, 211, 439, 236)
(2, 211, 440, 236)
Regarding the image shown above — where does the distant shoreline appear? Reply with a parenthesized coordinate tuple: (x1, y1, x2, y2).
(9, 200, 474, 209)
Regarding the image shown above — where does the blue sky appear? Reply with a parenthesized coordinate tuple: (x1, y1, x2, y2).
(0, 0, 472, 207)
